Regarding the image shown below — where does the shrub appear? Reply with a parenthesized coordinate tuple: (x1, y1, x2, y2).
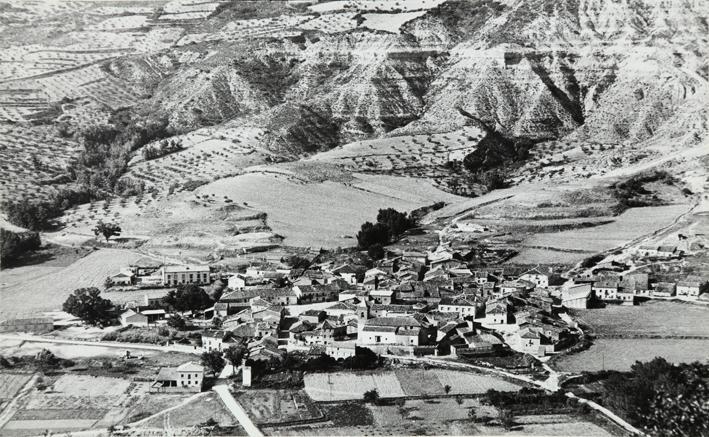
(0, 228, 41, 265)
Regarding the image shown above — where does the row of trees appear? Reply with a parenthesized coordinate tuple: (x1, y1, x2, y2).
(142, 139, 184, 161)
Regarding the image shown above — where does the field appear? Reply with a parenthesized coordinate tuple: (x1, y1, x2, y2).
(0, 248, 146, 319)
(0, 373, 32, 411)
(511, 203, 691, 263)
(572, 301, 709, 337)
(303, 369, 521, 401)
(270, 398, 614, 436)
(360, 11, 428, 33)
(0, 338, 159, 360)
(554, 338, 709, 373)
(1, 374, 150, 436)
(0, 125, 80, 203)
(236, 389, 322, 424)
(140, 391, 241, 429)
(197, 170, 462, 248)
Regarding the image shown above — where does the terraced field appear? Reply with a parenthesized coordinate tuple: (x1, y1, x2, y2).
(0, 126, 79, 203)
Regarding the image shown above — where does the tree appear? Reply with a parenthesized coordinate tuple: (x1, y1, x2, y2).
(367, 243, 385, 260)
(363, 389, 379, 404)
(467, 406, 476, 421)
(93, 221, 121, 242)
(376, 208, 413, 237)
(162, 284, 213, 313)
(1, 228, 41, 265)
(224, 343, 247, 374)
(62, 287, 114, 326)
(356, 221, 390, 250)
(201, 350, 225, 375)
(167, 314, 187, 330)
(211, 316, 223, 329)
(444, 384, 452, 394)
(104, 276, 113, 289)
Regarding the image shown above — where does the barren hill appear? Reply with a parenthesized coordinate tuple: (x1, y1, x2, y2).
(0, 0, 707, 257)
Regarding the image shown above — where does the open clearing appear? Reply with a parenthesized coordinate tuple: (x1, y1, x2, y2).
(555, 300, 709, 372)
(198, 171, 462, 248)
(303, 369, 521, 401)
(554, 338, 709, 373)
(140, 391, 241, 429)
(512, 204, 691, 263)
(572, 300, 709, 337)
(0, 249, 145, 319)
(0, 338, 159, 359)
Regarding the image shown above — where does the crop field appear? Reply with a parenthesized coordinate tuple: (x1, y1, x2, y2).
(271, 403, 613, 437)
(0, 373, 32, 411)
(554, 339, 709, 373)
(1, 375, 150, 435)
(236, 389, 322, 424)
(303, 369, 521, 401)
(572, 301, 709, 337)
(514, 204, 691, 262)
(0, 125, 80, 203)
(298, 12, 358, 33)
(197, 169, 462, 248)
(308, 0, 448, 13)
(0, 249, 145, 319)
(311, 127, 483, 175)
(127, 125, 269, 193)
(140, 391, 239, 428)
(360, 11, 428, 33)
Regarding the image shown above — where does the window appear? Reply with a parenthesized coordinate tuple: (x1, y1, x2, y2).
(189, 274, 193, 281)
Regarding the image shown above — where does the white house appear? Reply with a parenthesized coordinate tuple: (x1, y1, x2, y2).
(593, 279, 620, 301)
(161, 265, 210, 286)
(119, 309, 149, 327)
(677, 278, 702, 298)
(519, 268, 549, 288)
(369, 289, 394, 305)
(358, 317, 421, 346)
(562, 284, 593, 309)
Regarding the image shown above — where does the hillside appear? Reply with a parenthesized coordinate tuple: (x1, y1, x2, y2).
(0, 0, 706, 257)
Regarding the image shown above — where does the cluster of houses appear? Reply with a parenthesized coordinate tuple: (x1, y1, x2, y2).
(110, 259, 211, 287)
(114, 243, 707, 380)
(564, 267, 706, 308)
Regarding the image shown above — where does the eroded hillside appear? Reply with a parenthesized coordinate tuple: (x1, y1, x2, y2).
(0, 0, 707, 259)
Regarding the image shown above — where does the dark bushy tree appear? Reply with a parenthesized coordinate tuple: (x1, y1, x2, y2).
(162, 284, 213, 313)
(356, 221, 390, 249)
(201, 350, 225, 375)
(376, 208, 413, 237)
(62, 287, 114, 326)
(0, 228, 41, 265)
(93, 221, 122, 242)
(167, 314, 187, 330)
(363, 389, 380, 404)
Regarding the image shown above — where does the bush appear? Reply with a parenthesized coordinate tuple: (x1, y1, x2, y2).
(0, 228, 41, 265)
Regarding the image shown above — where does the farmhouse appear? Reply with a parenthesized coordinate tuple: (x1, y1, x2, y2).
(110, 269, 134, 286)
(152, 362, 204, 393)
(593, 279, 620, 301)
(562, 284, 593, 309)
(519, 268, 549, 288)
(202, 330, 232, 351)
(358, 317, 422, 346)
(652, 282, 676, 297)
(484, 301, 510, 324)
(677, 277, 702, 298)
(119, 309, 149, 327)
(438, 295, 478, 317)
(369, 289, 394, 305)
(656, 245, 679, 258)
(161, 265, 210, 286)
